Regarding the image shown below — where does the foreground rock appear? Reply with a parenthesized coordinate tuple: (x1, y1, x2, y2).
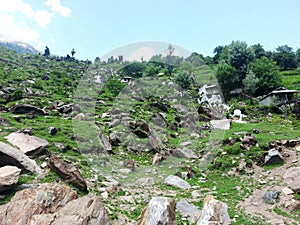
(264, 149, 283, 165)
(164, 175, 191, 190)
(0, 183, 77, 225)
(0, 183, 110, 225)
(197, 195, 230, 225)
(30, 194, 110, 225)
(0, 142, 42, 175)
(172, 147, 198, 159)
(138, 197, 176, 225)
(0, 166, 21, 192)
(48, 154, 88, 192)
(5, 132, 48, 157)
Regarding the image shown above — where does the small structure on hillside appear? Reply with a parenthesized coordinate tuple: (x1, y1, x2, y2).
(259, 88, 300, 106)
(120, 76, 132, 83)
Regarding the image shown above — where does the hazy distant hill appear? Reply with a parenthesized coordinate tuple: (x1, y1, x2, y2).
(0, 40, 39, 55)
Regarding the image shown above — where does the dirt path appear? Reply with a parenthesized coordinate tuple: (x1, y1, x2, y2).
(239, 147, 300, 225)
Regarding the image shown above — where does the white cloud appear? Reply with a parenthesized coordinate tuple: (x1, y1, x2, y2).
(0, 0, 34, 18)
(34, 10, 53, 28)
(0, 13, 40, 43)
(45, 0, 71, 17)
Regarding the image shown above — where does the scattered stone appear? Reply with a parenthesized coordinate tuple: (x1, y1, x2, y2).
(0, 117, 11, 126)
(0, 141, 42, 175)
(176, 166, 196, 179)
(253, 128, 260, 134)
(263, 190, 279, 204)
(197, 195, 230, 225)
(20, 127, 33, 135)
(123, 159, 135, 171)
(191, 190, 202, 199)
(99, 134, 113, 154)
(5, 132, 48, 157)
(164, 175, 191, 190)
(48, 127, 57, 135)
(176, 200, 201, 224)
(136, 177, 155, 186)
(240, 134, 258, 150)
(138, 197, 176, 225)
(148, 128, 166, 152)
(73, 113, 86, 120)
(109, 132, 121, 146)
(172, 148, 198, 159)
(10, 104, 46, 115)
(264, 149, 283, 165)
(152, 153, 164, 165)
(48, 154, 88, 192)
(282, 187, 294, 195)
(283, 166, 300, 193)
(0, 166, 21, 192)
(54, 142, 69, 153)
(41, 161, 48, 169)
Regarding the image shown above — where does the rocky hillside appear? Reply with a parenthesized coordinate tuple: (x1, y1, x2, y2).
(0, 46, 299, 225)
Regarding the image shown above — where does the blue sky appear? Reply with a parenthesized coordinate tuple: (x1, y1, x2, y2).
(0, 0, 299, 60)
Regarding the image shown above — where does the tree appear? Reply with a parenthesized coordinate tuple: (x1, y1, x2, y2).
(44, 46, 50, 56)
(250, 56, 282, 96)
(144, 63, 157, 76)
(227, 41, 254, 83)
(71, 48, 76, 57)
(295, 48, 300, 64)
(94, 57, 101, 63)
(251, 43, 265, 59)
(120, 62, 146, 78)
(243, 70, 259, 96)
(213, 45, 228, 64)
(215, 63, 239, 100)
(174, 70, 192, 90)
(272, 45, 297, 70)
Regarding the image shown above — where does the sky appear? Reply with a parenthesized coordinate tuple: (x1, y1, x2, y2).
(0, 0, 299, 60)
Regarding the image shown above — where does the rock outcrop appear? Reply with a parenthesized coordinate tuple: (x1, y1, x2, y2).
(5, 132, 48, 157)
(0, 141, 42, 175)
(0, 183, 110, 225)
(138, 197, 176, 225)
(163, 175, 191, 190)
(0, 165, 21, 192)
(48, 154, 88, 192)
(197, 195, 230, 225)
(10, 104, 46, 115)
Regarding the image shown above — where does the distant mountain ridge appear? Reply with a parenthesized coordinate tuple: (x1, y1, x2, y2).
(0, 40, 39, 55)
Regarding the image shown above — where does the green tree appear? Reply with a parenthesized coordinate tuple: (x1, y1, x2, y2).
(44, 46, 50, 56)
(227, 41, 254, 83)
(250, 56, 282, 96)
(295, 48, 300, 64)
(213, 45, 228, 64)
(251, 43, 265, 59)
(243, 70, 259, 96)
(71, 48, 76, 57)
(120, 62, 146, 78)
(174, 70, 192, 90)
(272, 45, 297, 70)
(216, 63, 239, 100)
(144, 63, 157, 76)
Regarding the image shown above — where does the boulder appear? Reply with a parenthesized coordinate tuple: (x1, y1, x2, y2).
(48, 154, 88, 192)
(109, 133, 121, 146)
(136, 177, 155, 186)
(148, 128, 166, 152)
(0, 166, 21, 192)
(99, 134, 113, 153)
(283, 166, 300, 193)
(48, 127, 57, 135)
(176, 200, 201, 224)
(264, 149, 283, 165)
(138, 197, 176, 225)
(10, 104, 45, 115)
(5, 132, 48, 156)
(197, 195, 230, 225)
(263, 190, 279, 204)
(30, 194, 110, 225)
(0, 141, 42, 175)
(240, 134, 258, 150)
(164, 175, 191, 190)
(0, 183, 77, 225)
(172, 148, 198, 159)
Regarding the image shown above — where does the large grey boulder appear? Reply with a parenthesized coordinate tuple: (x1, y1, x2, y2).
(164, 175, 191, 190)
(264, 148, 283, 165)
(0, 141, 42, 175)
(0, 166, 21, 192)
(172, 147, 198, 159)
(176, 200, 201, 224)
(138, 197, 176, 225)
(5, 132, 48, 156)
(197, 195, 230, 225)
(10, 104, 46, 115)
